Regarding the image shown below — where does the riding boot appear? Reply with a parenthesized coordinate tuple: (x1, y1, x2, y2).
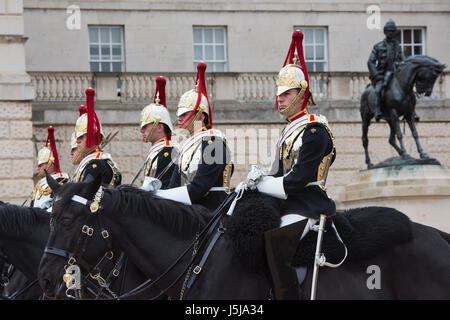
(264, 220, 308, 300)
(373, 95, 382, 122)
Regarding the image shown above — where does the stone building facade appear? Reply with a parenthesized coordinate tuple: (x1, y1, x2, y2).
(2, 1, 450, 221)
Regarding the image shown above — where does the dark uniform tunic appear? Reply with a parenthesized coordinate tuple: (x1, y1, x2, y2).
(143, 139, 177, 190)
(270, 113, 336, 220)
(169, 128, 233, 211)
(72, 150, 121, 186)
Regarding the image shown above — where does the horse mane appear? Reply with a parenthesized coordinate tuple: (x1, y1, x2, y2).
(400, 55, 446, 74)
(104, 185, 212, 238)
(0, 204, 48, 238)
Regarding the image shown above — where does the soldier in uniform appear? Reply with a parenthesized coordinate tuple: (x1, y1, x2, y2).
(368, 19, 404, 122)
(154, 62, 233, 211)
(31, 126, 69, 210)
(71, 89, 121, 186)
(139, 77, 177, 190)
(249, 31, 337, 299)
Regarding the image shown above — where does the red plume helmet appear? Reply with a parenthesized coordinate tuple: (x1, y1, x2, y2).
(180, 62, 213, 129)
(85, 88, 101, 148)
(46, 126, 61, 173)
(154, 77, 167, 108)
(275, 30, 310, 111)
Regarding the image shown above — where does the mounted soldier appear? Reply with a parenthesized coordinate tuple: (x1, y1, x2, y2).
(153, 62, 233, 211)
(71, 89, 121, 186)
(367, 19, 404, 122)
(246, 30, 337, 299)
(139, 76, 178, 190)
(31, 126, 69, 210)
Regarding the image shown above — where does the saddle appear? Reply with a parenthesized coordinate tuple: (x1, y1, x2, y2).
(292, 206, 413, 267)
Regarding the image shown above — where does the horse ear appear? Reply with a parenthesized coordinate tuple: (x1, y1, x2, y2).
(83, 173, 103, 199)
(46, 170, 61, 193)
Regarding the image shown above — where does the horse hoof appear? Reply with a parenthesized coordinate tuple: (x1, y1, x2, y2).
(420, 153, 429, 159)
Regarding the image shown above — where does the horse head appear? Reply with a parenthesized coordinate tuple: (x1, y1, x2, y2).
(38, 173, 114, 299)
(401, 55, 446, 96)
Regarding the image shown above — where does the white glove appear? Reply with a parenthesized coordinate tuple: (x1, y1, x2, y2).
(140, 176, 162, 192)
(246, 164, 265, 190)
(256, 176, 287, 200)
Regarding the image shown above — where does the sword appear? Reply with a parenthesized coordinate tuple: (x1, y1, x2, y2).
(101, 130, 119, 149)
(310, 214, 327, 300)
(130, 163, 146, 186)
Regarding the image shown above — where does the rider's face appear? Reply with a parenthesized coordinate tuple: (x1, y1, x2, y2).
(384, 30, 397, 41)
(278, 88, 302, 118)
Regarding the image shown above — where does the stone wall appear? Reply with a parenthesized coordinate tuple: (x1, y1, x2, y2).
(0, 0, 35, 204)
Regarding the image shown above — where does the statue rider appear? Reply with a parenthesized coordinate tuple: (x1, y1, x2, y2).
(367, 19, 404, 122)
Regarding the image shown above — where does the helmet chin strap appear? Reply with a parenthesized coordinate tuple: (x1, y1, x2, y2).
(145, 120, 160, 143)
(72, 145, 98, 165)
(184, 110, 203, 133)
(278, 80, 308, 116)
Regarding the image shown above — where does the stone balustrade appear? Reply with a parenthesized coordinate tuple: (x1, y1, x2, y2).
(29, 71, 449, 103)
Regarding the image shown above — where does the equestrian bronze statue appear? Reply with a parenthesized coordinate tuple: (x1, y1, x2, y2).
(361, 54, 445, 169)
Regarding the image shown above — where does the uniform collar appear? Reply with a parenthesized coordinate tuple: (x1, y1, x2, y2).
(152, 137, 166, 145)
(287, 109, 308, 123)
(190, 126, 208, 137)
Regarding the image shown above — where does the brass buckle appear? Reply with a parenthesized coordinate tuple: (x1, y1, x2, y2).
(68, 257, 76, 266)
(82, 225, 94, 236)
(112, 269, 120, 277)
(193, 265, 202, 274)
(105, 251, 114, 260)
(101, 230, 109, 239)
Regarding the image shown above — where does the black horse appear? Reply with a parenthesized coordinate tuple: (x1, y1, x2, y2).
(0, 202, 153, 300)
(40, 174, 450, 299)
(361, 55, 446, 168)
(0, 204, 48, 299)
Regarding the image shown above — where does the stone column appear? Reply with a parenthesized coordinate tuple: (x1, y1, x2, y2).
(0, 0, 35, 204)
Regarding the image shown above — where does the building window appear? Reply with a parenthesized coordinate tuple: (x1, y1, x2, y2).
(193, 27, 227, 72)
(294, 27, 328, 72)
(88, 26, 124, 72)
(399, 28, 425, 58)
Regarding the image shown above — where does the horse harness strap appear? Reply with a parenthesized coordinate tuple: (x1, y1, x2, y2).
(44, 187, 123, 299)
(186, 221, 226, 291)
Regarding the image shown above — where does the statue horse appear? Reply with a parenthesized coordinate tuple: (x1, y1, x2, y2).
(39, 174, 450, 299)
(360, 55, 446, 168)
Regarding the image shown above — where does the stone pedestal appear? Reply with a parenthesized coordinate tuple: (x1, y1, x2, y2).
(337, 165, 450, 232)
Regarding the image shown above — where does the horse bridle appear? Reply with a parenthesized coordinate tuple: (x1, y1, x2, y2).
(44, 186, 126, 299)
(46, 185, 237, 300)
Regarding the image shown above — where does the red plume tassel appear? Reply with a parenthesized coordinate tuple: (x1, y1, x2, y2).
(154, 77, 167, 108)
(275, 30, 310, 111)
(79, 105, 87, 116)
(181, 62, 212, 129)
(46, 126, 61, 173)
(85, 88, 101, 148)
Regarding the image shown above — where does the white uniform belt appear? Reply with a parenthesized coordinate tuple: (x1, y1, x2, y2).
(209, 187, 228, 192)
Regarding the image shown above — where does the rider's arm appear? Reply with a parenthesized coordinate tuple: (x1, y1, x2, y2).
(185, 136, 228, 203)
